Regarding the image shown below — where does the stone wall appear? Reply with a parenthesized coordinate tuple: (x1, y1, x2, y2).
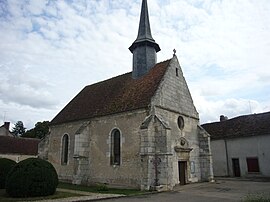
(151, 56, 199, 119)
(139, 115, 173, 190)
(198, 126, 214, 181)
(47, 109, 147, 188)
(88, 109, 146, 188)
(150, 55, 212, 186)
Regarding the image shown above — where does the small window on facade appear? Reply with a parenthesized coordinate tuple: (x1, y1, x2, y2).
(177, 116, 184, 130)
(61, 134, 69, 165)
(111, 129, 121, 165)
(246, 157, 260, 173)
(176, 68, 179, 77)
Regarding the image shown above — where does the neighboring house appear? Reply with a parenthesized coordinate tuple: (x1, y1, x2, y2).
(40, 0, 213, 190)
(0, 122, 13, 137)
(202, 112, 270, 178)
(0, 122, 40, 162)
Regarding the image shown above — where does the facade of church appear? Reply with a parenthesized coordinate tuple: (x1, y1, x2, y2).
(40, 0, 213, 190)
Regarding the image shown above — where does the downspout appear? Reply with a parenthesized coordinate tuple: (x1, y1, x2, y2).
(224, 138, 230, 176)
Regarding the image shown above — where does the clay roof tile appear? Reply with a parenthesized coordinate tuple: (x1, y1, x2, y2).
(51, 59, 171, 125)
(201, 112, 270, 140)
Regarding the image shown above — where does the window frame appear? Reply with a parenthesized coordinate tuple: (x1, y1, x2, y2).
(177, 116, 184, 130)
(61, 134, 69, 165)
(111, 129, 121, 166)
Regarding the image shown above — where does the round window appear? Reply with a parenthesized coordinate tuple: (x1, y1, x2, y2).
(177, 116, 184, 130)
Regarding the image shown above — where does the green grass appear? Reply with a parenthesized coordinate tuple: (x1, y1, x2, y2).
(58, 182, 147, 196)
(242, 193, 270, 202)
(0, 189, 82, 202)
(0, 182, 147, 201)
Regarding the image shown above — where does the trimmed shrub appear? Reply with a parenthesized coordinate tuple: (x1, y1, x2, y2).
(0, 158, 17, 189)
(5, 158, 58, 197)
(96, 184, 109, 191)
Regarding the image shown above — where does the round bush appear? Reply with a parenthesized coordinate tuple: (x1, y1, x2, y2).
(6, 158, 58, 197)
(0, 158, 17, 189)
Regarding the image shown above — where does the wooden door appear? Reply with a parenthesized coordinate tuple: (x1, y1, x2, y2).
(232, 158, 241, 177)
(178, 161, 187, 185)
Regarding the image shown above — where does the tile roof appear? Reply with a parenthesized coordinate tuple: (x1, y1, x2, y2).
(51, 59, 171, 125)
(201, 111, 270, 140)
(0, 136, 40, 155)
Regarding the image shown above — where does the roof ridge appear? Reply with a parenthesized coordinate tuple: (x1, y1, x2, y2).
(84, 59, 172, 89)
(202, 111, 270, 126)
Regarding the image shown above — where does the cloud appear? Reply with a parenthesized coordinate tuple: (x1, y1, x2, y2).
(0, 63, 58, 109)
(0, 0, 269, 127)
(194, 96, 270, 124)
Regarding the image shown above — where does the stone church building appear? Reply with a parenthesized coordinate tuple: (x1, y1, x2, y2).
(40, 0, 213, 190)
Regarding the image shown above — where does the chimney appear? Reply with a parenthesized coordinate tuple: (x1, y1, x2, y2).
(4, 122, 10, 130)
(220, 115, 228, 122)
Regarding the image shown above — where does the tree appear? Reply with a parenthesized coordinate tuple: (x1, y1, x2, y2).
(34, 121, 49, 139)
(11, 121, 26, 136)
(23, 121, 49, 139)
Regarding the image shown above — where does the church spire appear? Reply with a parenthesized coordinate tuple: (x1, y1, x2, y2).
(129, 0, 161, 79)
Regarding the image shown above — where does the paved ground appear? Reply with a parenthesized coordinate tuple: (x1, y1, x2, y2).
(95, 178, 270, 202)
(35, 178, 270, 202)
(30, 189, 124, 202)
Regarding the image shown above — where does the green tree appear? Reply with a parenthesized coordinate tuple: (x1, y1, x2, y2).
(11, 121, 26, 136)
(22, 128, 35, 138)
(23, 121, 49, 139)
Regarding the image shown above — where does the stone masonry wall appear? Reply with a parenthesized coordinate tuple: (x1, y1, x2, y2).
(150, 55, 209, 186)
(88, 109, 147, 188)
(198, 127, 214, 181)
(48, 109, 148, 188)
(140, 115, 173, 190)
(151, 56, 199, 119)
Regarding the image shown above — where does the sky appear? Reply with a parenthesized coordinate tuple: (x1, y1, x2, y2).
(0, 0, 270, 130)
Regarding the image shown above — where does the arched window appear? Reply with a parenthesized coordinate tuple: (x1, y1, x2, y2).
(111, 129, 121, 165)
(61, 134, 69, 165)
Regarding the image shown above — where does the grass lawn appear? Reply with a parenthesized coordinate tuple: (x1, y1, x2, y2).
(58, 182, 147, 196)
(242, 193, 270, 202)
(0, 189, 82, 202)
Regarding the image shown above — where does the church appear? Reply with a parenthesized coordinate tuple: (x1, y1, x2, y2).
(40, 0, 213, 190)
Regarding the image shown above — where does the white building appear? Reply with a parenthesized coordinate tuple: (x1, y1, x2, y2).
(202, 112, 270, 178)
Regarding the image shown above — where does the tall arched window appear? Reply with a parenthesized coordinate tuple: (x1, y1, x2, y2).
(111, 129, 121, 165)
(61, 134, 69, 165)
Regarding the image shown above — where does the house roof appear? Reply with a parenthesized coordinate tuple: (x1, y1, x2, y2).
(51, 59, 171, 125)
(0, 136, 40, 155)
(0, 122, 13, 137)
(201, 111, 270, 140)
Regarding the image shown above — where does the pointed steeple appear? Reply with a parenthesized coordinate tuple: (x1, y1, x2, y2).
(129, 0, 160, 79)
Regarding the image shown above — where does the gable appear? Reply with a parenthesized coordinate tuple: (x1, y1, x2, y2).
(151, 56, 199, 119)
(51, 59, 171, 125)
(140, 114, 171, 129)
(202, 111, 270, 140)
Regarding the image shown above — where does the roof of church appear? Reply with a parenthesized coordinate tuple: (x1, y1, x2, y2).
(0, 136, 40, 155)
(51, 59, 171, 125)
(201, 111, 270, 140)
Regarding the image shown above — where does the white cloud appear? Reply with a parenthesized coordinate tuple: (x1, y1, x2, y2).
(0, 0, 269, 127)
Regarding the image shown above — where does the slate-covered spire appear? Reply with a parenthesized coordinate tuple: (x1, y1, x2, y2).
(129, 0, 161, 79)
